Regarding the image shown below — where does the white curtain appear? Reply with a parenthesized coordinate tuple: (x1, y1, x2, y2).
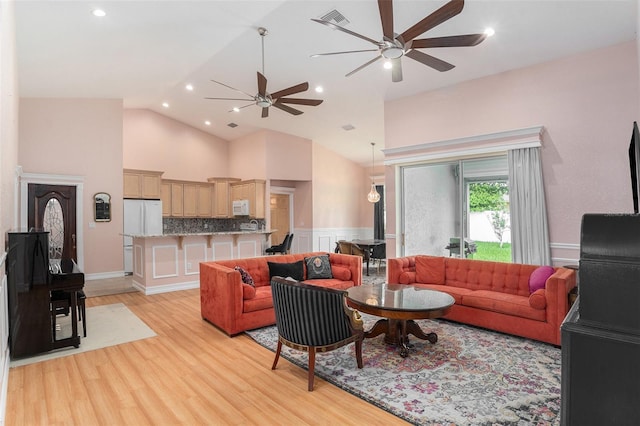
(508, 147, 551, 265)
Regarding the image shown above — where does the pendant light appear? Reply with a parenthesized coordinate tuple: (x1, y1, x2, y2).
(367, 142, 381, 203)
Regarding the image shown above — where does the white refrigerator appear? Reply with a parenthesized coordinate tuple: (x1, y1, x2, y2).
(123, 199, 163, 274)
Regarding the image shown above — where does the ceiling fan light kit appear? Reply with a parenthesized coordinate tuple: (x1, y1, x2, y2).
(311, 0, 488, 82)
(205, 27, 323, 117)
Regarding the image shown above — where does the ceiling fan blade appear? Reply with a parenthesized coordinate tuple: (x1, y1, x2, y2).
(311, 18, 380, 46)
(378, 0, 394, 41)
(270, 82, 309, 99)
(346, 55, 382, 77)
(391, 57, 403, 82)
(227, 102, 255, 113)
(261, 107, 269, 118)
(205, 97, 254, 101)
(400, 0, 465, 43)
(210, 79, 255, 99)
(411, 33, 487, 49)
(272, 102, 303, 116)
(406, 49, 455, 72)
(257, 72, 267, 97)
(311, 49, 379, 57)
(277, 98, 323, 106)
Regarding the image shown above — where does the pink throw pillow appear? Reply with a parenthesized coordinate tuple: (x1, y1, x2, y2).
(528, 266, 555, 294)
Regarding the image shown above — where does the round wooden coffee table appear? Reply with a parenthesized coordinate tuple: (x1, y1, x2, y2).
(347, 283, 454, 358)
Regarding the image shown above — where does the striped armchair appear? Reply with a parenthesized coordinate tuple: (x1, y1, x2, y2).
(270, 277, 365, 391)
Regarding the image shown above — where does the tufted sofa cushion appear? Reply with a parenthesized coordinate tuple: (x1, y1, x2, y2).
(444, 258, 536, 297)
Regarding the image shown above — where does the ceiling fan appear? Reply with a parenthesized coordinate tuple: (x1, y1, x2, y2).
(205, 27, 323, 118)
(311, 0, 487, 82)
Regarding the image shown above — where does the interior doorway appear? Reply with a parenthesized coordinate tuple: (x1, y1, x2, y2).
(28, 184, 78, 262)
(269, 192, 291, 247)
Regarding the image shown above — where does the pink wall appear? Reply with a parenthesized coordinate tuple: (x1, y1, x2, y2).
(1, 1, 19, 252)
(18, 98, 124, 275)
(228, 131, 267, 180)
(265, 130, 312, 181)
(384, 41, 639, 262)
(312, 143, 372, 229)
(123, 109, 230, 181)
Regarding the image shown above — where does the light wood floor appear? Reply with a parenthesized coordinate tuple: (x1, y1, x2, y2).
(6, 285, 408, 425)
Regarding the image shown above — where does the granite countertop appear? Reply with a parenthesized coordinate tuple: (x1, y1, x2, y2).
(123, 229, 275, 238)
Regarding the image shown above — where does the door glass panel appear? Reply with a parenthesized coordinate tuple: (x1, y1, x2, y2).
(462, 156, 510, 261)
(401, 162, 460, 256)
(43, 198, 65, 260)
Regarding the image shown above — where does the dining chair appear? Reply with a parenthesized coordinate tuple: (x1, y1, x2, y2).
(270, 277, 364, 391)
(265, 233, 291, 255)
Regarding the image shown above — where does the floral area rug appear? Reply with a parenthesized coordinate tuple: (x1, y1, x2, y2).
(246, 314, 561, 425)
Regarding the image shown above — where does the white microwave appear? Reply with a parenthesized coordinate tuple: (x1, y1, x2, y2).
(232, 199, 250, 216)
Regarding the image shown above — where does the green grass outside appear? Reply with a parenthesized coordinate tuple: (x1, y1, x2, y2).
(470, 241, 512, 263)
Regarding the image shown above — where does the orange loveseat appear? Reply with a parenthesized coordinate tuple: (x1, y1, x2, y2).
(388, 255, 576, 346)
(200, 252, 362, 336)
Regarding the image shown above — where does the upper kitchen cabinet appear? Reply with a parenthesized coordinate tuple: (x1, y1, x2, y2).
(123, 169, 163, 199)
(162, 180, 215, 218)
(208, 178, 240, 218)
(230, 179, 266, 218)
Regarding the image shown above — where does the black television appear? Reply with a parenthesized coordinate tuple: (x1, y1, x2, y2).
(629, 121, 640, 213)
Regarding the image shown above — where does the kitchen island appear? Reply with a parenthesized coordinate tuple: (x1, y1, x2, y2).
(125, 230, 275, 295)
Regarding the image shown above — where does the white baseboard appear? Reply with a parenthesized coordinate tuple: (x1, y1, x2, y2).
(85, 271, 127, 281)
(132, 279, 200, 295)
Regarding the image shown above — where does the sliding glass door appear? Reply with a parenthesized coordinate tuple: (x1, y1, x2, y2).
(400, 155, 510, 261)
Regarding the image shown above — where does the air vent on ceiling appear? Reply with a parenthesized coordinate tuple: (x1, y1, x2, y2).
(342, 124, 355, 131)
(318, 9, 350, 27)
(227, 122, 238, 128)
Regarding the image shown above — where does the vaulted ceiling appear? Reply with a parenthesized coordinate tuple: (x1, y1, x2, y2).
(14, 1, 637, 165)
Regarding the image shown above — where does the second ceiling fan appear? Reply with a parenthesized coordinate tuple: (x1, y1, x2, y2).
(206, 27, 323, 118)
(312, 0, 487, 82)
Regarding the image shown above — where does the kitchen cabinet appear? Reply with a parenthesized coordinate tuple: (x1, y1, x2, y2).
(197, 184, 213, 217)
(160, 182, 171, 217)
(208, 178, 240, 218)
(171, 182, 184, 217)
(123, 169, 163, 199)
(182, 183, 198, 217)
(161, 180, 215, 218)
(230, 179, 266, 218)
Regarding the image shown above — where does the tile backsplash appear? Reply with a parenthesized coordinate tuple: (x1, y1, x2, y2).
(163, 218, 266, 234)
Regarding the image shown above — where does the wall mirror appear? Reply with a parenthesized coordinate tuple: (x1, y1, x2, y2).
(94, 192, 111, 222)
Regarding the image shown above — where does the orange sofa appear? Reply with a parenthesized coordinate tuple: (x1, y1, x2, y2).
(200, 252, 362, 336)
(388, 255, 576, 346)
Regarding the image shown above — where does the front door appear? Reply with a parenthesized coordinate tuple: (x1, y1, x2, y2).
(28, 184, 77, 262)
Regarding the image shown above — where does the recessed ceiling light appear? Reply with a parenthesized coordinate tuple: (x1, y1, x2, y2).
(92, 9, 106, 17)
(383, 60, 393, 70)
(484, 27, 495, 37)
(204, 120, 211, 126)
(162, 102, 169, 108)
(315, 86, 324, 93)
(342, 124, 355, 131)
(185, 84, 194, 91)
(232, 107, 240, 113)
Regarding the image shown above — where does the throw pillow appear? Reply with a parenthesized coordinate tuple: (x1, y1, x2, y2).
(305, 255, 333, 279)
(268, 260, 304, 281)
(528, 266, 555, 294)
(529, 289, 546, 310)
(398, 271, 416, 284)
(415, 255, 446, 284)
(235, 266, 254, 287)
(331, 265, 351, 281)
(242, 283, 256, 300)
